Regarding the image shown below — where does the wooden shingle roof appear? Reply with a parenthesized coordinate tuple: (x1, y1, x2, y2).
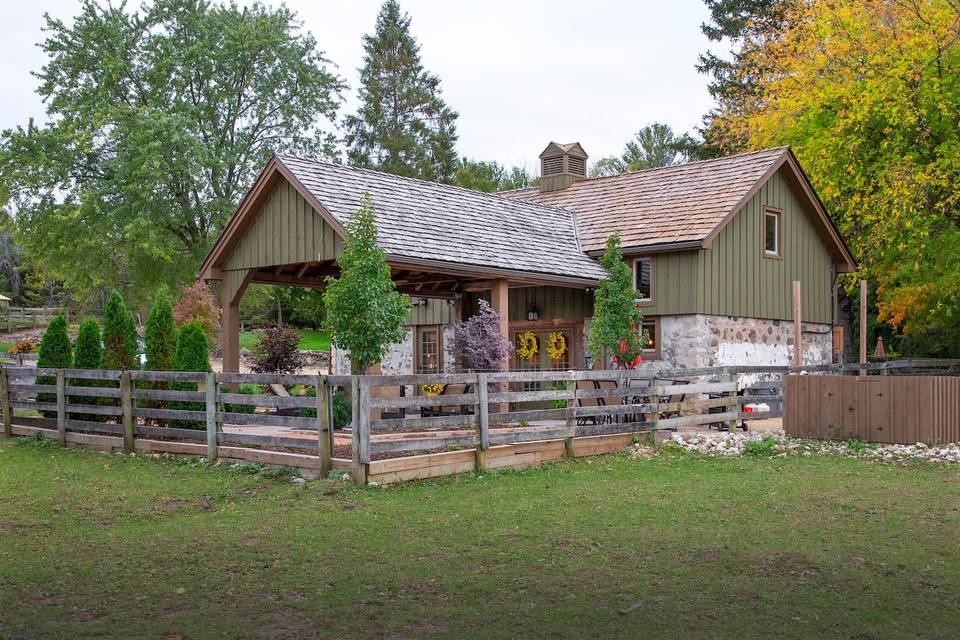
(501, 147, 793, 253)
(275, 154, 606, 283)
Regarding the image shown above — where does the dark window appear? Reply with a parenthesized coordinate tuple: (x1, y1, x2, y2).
(765, 211, 781, 256)
(635, 258, 652, 301)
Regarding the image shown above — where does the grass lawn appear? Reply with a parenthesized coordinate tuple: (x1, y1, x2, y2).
(239, 328, 329, 352)
(1, 441, 959, 639)
(0, 342, 14, 353)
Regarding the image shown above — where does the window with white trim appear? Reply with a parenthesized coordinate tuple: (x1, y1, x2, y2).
(764, 210, 781, 257)
(634, 257, 653, 302)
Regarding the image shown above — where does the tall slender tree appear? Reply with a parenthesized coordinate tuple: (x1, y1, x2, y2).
(588, 235, 647, 368)
(344, 0, 459, 183)
(103, 292, 138, 370)
(145, 294, 176, 371)
(323, 194, 409, 374)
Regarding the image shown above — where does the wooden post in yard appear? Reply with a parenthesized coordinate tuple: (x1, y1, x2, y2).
(0, 368, 11, 438)
(859, 279, 868, 377)
(351, 376, 369, 485)
(316, 375, 332, 477)
(204, 372, 217, 460)
(564, 370, 577, 457)
(726, 372, 739, 433)
(476, 372, 490, 470)
(55, 369, 66, 446)
(120, 370, 135, 453)
(793, 281, 803, 367)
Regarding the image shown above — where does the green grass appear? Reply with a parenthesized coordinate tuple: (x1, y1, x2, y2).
(1, 440, 959, 639)
(239, 328, 330, 352)
(0, 341, 15, 353)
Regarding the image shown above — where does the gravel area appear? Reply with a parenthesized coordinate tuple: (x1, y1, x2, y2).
(667, 430, 960, 463)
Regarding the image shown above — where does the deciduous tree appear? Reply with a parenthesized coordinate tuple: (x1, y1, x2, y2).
(0, 0, 345, 305)
(323, 194, 409, 374)
(588, 235, 647, 368)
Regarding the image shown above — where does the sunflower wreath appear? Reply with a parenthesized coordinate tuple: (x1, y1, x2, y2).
(546, 331, 567, 361)
(516, 330, 539, 363)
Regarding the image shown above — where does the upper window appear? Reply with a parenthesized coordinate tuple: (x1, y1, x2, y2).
(634, 257, 653, 303)
(764, 210, 781, 257)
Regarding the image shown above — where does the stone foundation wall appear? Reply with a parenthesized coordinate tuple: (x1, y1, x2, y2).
(659, 314, 832, 370)
(331, 328, 416, 376)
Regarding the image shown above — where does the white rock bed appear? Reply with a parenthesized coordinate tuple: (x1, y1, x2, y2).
(663, 430, 960, 464)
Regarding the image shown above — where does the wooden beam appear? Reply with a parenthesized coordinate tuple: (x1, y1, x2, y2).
(296, 263, 311, 278)
(793, 280, 802, 366)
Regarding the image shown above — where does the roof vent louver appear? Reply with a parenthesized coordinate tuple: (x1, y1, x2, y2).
(539, 142, 588, 193)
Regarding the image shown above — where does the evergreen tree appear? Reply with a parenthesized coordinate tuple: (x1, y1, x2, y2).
(36, 314, 72, 417)
(174, 323, 211, 373)
(323, 194, 409, 374)
(70, 318, 104, 420)
(344, 0, 459, 183)
(588, 235, 647, 369)
(102, 292, 138, 369)
(73, 319, 103, 369)
(145, 294, 177, 371)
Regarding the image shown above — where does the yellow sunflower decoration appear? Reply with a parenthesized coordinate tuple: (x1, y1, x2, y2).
(516, 331, 539, 363)
(546, 331, 567, 361)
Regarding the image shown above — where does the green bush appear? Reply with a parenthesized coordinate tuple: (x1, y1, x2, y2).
(70, 319, 104, 421)
(103, 292, 138, 370)
(170, 322, 211, 429)
(37, 315, 72, 418)
(221, 383, 260, 415)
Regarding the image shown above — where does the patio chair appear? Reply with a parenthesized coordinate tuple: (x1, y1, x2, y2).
(657, 379, 689, 419)
(575, 379, 604, 426)
(595, 379, 621, 423)
(437, 383, 471, 417)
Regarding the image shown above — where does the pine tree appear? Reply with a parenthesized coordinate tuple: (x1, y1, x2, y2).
(102, 292, 138, 370)
(323, 194, 409, 374)
(588, 235, 647, 369)
(36, 314, 72, 417)
(145, 294, 177, 371)
(344, 0, 459, 183)
(70, 318, 104, 420)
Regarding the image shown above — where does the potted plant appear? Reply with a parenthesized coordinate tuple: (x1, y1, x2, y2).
(421, 383, 444, 397)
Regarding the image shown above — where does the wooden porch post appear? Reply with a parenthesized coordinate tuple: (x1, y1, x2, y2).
(490, 279, 510, 413)
(222, 300, 240, 374)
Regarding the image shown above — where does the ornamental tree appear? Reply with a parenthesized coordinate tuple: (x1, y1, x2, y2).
(322, 193, 409, 374)
(450, 299, 513, 372)
(174, 323, 211, 373)
(588, 234, 647, 368)
(37, 315, 72, 416)
(174, 282, 220, 344)
(251, 326, 305, 374)
(70, 318, 104, 420)
(103, 292, 138, 370)
(145, 293, 176, 371)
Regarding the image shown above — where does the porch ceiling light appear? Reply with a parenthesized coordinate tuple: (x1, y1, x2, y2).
(527, 303, 540, 321)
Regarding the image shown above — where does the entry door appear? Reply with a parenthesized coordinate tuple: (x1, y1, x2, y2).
(513, 329, 574, 410)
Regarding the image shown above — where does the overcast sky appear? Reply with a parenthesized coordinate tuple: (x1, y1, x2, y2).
(0, 0, 718, 171)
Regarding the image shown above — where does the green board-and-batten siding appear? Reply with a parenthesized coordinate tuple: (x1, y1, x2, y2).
(406, 298, 452, 326)
(224, 181, 343, 272)
(508, 286, 593, 322)
(638, 167, 835, 325)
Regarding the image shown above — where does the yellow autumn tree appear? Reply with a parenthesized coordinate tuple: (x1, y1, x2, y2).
(711, 0, 960, 354)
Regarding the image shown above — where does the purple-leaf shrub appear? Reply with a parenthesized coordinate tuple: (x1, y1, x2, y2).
(251, 326, 305, 374)
(451, 300, 513, 372)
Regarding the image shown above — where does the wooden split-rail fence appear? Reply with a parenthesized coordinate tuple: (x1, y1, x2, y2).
(0, 306, 65, 331)
(2, 358, 956, 484)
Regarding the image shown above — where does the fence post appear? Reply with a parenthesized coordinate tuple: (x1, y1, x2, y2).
(0, 367, 11, 438)
(726, 372, 739, 433)
(316, 375, 332, 477)
(204, 372, 217, 461)
(645, 376, 659, 433)
(55, 369, 66, 446)
(120, 370, 135, 453)
(351, 376, 369, 484)
(476, 372, 489, 470)
(565, 370, 577, 457)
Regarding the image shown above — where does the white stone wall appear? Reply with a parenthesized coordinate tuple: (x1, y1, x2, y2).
(659, 314, 832, 370)
(331, 327, 415, 375)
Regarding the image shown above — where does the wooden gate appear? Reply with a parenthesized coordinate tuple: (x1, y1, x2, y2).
(785, 375, 960, 444)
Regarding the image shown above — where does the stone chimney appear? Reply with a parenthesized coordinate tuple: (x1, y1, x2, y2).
(539, 142, 588, 193)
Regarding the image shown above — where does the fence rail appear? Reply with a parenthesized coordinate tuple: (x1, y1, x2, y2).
(0, 306, 65, 331)
(2, 359, 958, 484)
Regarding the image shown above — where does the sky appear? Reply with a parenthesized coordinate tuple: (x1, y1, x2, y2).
(0, 0, 718, 171)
